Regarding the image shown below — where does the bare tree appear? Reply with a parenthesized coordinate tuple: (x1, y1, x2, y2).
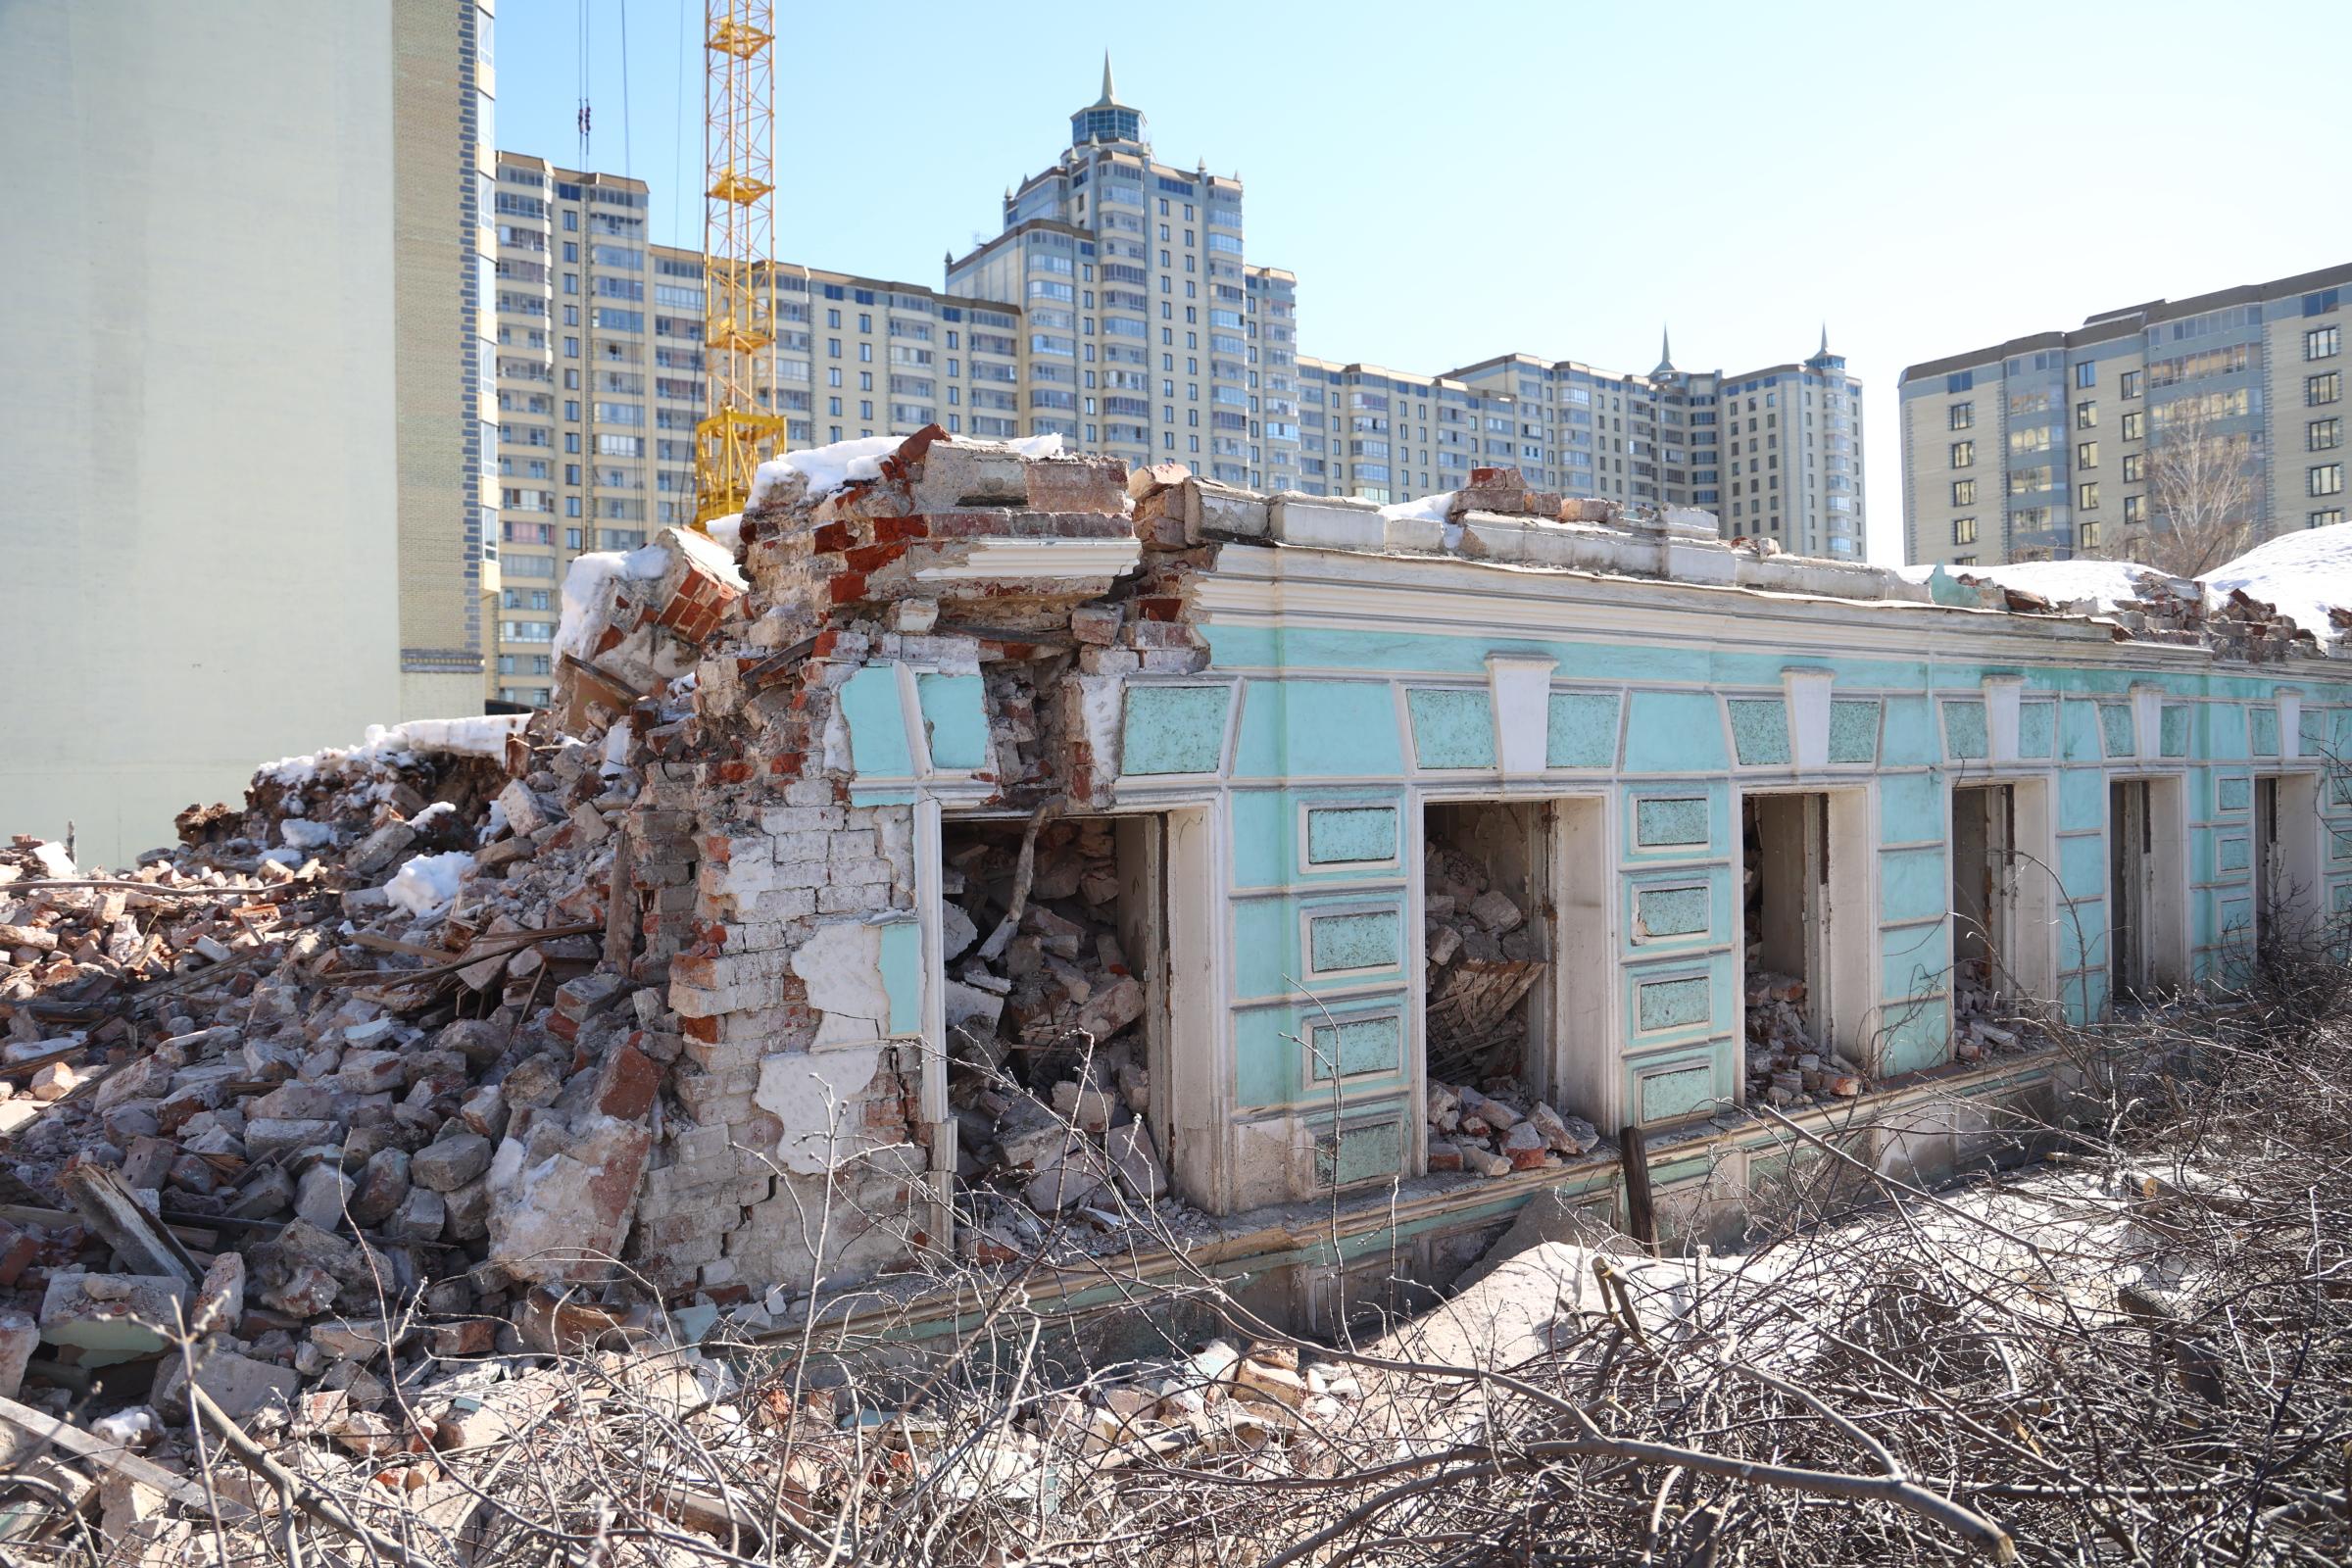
(2119, 392, 2262, 575)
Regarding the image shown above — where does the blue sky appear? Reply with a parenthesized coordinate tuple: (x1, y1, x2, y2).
(494, 0, 2350, 561)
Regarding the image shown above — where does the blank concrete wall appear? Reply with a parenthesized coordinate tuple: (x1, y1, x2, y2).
(0, 1, 403, 865)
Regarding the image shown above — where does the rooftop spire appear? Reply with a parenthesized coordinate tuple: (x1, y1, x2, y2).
(1100, 50, 1118, 104)
(1652, 323, 1675, 376)
(1818, 321, 1830, 358)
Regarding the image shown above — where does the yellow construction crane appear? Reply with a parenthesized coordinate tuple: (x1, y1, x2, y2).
(692, 0, 781, 527)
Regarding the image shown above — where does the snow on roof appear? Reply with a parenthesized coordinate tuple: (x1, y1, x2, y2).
(1378, 490, 1456, 523)
(746, 431, 1066, 509)
(2200, 526, 2352, 643)
(1890, 557, 2175, 616)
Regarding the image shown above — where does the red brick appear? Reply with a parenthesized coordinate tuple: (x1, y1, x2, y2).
(827, 572, 868, 605)
(873, 515, 929, 543)
(594, 1043, 662, 1120)
(844, 541, 909, 573)
(682, 1014, 720, 1044)
(811, 521, 853, 554)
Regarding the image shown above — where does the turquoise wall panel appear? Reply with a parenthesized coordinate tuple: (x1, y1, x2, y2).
(1306, 806, 1398, 865)
(877, 919, 923, 1036)
(2301, 706, 2325, 754)
(1406, 688, 1496, 768)
(1881, 773, 1945, 845)
(1635, 884, 1710, 940)
(1880, 846, 1948, 923)
(1941, 700, 1989, 760)
(2058, 835, 2107, 898)
(1546, 691, 1621, 768)
(1229, 792, 1290, 890)
(1880, 697, 1939, 765)
(2160, 705, 2191, 759)
(2250, 705, 2279, 757)
(1635, 795, 1711, 848)
(1625, 691, 1728, 773)
(915, 672, 989, 770)
(1637, 1058, 1719, 1123)
(1636, 972, 1713, 1032)
(1309, 909, 1401, 973)
(2218, 834, 2250, 873)
(1727, 699, 1791, 765)
(2215, 773, 2251, 812)
(2059, 901, 2109, 971)
(1230, 899, 1300, 1001)
(1313, 1110, 1405, 1186)
(2207, 703, 2249, 760)
(1307, 1012, 1404, 1080)
(2058, 769, 2107, 831)
(1880, 1003, 1948, 1076)
(1120, 684, 1233, 775)
(840, 664, 912, 778)
(1232, 995, 1411, 1104)
(1232, 680, 1403, 778)
(1883, 920, 1951, 1002)
(2099, 704, 2136, 758)
(2017, 702, 2056, 759)
(1828, 699, 1882, 763)
(2061, 700, 2104, 761)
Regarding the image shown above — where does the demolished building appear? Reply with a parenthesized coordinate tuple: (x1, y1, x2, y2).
(9, 428, 2352, 1364)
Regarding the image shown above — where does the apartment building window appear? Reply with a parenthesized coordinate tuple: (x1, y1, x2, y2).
(2124, 495, 2146, 525)
(2123, 452, 2144, 482)
(2120, 369, 2142, 399)
(1948, 401, 1974, 430)
(2078, 441, 2098, 468)
(1953, 516, 1978, 545)
(2076, 400, 2097, 429)
(2312, 465, 2345, 498)
(1949, 439, 1975, 467)
(1951, 478, 1977, 506)
(2314, 418, 2344, 451)
(2080, 520, 2103, 549)
(2312, 510, 2346, 529)
(2121, 411, 2145, 441)
(2307, 325, 2340, 361)
(2310, 371, 2342, 406)
(2078, 481, 2100, 510)
(2075, 362, 2097, 389)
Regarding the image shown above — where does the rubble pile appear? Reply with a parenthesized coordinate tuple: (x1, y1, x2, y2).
(1951, 958, 2031, 1064)
(0, 707, 696, 1422)
(1420, 841, 1544, 1084)
(1742, 969, 1861, 1105)
(938, 822, 1177, 1256)
(1418, 839, 1597, 1174)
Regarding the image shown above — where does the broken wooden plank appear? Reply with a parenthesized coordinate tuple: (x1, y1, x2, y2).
(0, 1391, 249, 1520)
(60, 1164, 198, 1286)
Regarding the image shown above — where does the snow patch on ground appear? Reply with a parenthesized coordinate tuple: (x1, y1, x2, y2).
(2201, 527, 2352, 642)
(281, 818, 338, 852)
(385, 851, 475, 918)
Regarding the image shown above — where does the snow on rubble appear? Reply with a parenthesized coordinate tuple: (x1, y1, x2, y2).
(746, 428, 1065, 509)
(258, 715, 528, 789)
(2199, 524, 2352, 647)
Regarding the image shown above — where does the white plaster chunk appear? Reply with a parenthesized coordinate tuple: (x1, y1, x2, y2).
(790, 921, 889, 1046)
(754, 1047, 884, 1175)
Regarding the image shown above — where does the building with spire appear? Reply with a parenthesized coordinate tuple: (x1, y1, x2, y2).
(946, 57, 1301, 493)
(1293, 330, 1864, 559)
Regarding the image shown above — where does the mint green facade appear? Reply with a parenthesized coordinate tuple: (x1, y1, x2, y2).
(834, 546, 2352, 1219)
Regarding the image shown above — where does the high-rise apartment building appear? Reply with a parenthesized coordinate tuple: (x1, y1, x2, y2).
(945, 62, 1301, 491)
(483, 65, 1860, 704)
(1900, 264, 2350, 567)
(1298, 336, 1866, 559)
(2, 0, 492, 864)
(486, 155, 1032, 708)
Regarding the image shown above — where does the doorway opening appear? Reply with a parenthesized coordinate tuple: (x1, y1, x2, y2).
(937, 811, 1179, 1244)
(2108, 777, 2185, 1004)
(1949, 782, 2051, 1060)
(1742, 791, 1867, 1102)
(1420, 798, 1605, 1174)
